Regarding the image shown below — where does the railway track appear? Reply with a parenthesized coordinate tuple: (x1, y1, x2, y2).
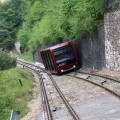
(17, 59, 80, 120)
(66, 71, 120, 100)
(77, 70, 120, 83)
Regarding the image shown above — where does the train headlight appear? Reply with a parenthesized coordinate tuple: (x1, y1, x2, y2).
(73, 65, 76, 68)
(61, 70, 63, 72)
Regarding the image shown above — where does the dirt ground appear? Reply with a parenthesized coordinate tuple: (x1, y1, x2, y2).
(20, 72, 42, 120)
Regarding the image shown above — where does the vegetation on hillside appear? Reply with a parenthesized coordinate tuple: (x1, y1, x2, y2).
(18, 0, 106, 53)
(0, 0, 25, 50)
(0, 1, 34, 119)
(0, 49, 16, 70)
(0, 0, 24, 67)
(0, 67, 34, 119)
(0, 0, 106, 57)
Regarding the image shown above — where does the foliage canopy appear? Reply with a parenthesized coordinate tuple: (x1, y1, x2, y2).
(0, 0, 25, 50)
(18, 0, 105, 53)
(0, 49, 16, 70)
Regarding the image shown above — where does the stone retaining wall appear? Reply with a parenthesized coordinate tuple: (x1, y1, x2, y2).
(104, 10, 120, 70)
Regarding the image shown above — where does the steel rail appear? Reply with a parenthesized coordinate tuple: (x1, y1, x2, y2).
(77, 71, 120, 83)
(48, 74, 80, 120)
(38, 73, 53, 120)
(17, 61, 53, 120)
(67, 74, 120, 100)
(39, 76, 47, 120)
(17, 60, 80, 120)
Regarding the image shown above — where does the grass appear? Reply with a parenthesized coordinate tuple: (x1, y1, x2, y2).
(0, 67, 34, 120)
(20, 52, 33, 62)
(10, 48, 33, 62)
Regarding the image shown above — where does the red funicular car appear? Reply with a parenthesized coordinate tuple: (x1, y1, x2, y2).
(40, 41, 79, 74)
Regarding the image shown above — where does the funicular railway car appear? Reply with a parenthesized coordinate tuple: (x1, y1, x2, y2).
(40, 41, 79, 74)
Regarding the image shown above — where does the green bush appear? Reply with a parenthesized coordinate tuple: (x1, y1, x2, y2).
(0, 50, 16, 70)
(0, 29, 14, 50)
(0, 67, 34, 119)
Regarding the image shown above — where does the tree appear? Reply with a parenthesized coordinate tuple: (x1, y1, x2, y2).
(0, 0, 26, 50)
(0, 24, 14, 50)
(18, 0, 45, 51)
(18, 0, 106, 53)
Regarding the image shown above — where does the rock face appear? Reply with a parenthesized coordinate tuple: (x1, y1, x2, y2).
(73, 25, 105, 70)
(104, 10, 120, 70)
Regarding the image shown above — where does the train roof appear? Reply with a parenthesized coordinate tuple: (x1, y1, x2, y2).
(40, 41, 72, 52)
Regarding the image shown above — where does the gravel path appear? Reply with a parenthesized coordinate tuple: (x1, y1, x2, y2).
(53, 74, 106, 103)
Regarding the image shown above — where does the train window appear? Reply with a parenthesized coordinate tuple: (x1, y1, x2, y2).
(44, 51, 49, 70)
(45, 51, 50, 70)
(46, 51, 52, 71)
(48, 52, 55, 71)
(41, 50, 55, 71)
(42, 52, 47, 70)
(53, 45, 76, 67)
(41, 52, 47, 68)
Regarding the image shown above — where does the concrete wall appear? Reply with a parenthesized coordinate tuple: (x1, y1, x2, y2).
(73, 25, 105, 70)
(104, 10, 120, 70)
